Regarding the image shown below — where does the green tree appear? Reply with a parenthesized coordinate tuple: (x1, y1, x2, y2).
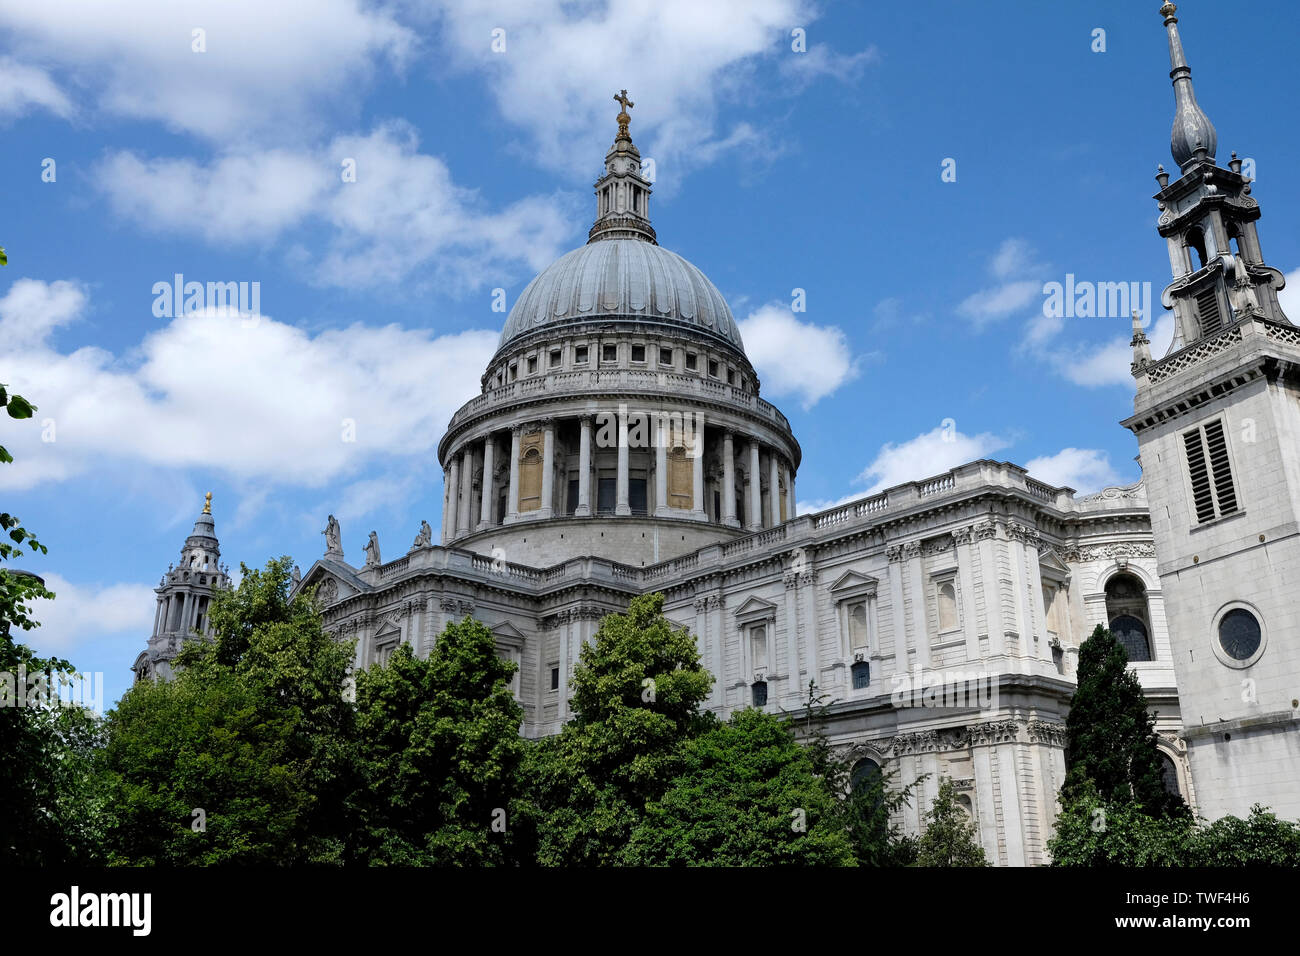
(1063, 624, 1185, 819)
(1048, 780, 1192, 866)
(1187, 805, 1300, 866)
(352, 618, 525, 865)
(99, 557, 357, 864)
(520, 593, 713, 866)
(916, 776, 987, 866)
(623, 707, 856, 866)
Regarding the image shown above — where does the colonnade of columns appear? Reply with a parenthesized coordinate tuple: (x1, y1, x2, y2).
(440, 412, 797, 544)
(152, 589, 210, 638)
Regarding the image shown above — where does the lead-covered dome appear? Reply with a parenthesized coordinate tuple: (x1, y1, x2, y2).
(498, 238, 744, 352)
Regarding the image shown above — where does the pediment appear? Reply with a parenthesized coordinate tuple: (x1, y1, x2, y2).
(1039, 548, 1072, 578)
(828, 569, 879, 595)
(733, 595, 777, 623)
(489, 620, 526, 648)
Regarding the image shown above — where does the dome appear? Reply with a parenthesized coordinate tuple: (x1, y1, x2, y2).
(498, 239, 744, 353)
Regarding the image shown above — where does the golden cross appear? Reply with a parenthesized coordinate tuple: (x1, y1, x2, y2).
(614, 89, 634, 113)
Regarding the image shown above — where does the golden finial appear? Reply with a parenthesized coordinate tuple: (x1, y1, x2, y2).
(203, 491, 212, 515)
(614, 89, 634, 141)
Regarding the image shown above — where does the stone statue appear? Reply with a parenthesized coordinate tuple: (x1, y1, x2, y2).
(411, 519, 433, 550)
(291, 564, 301, 586)
(323, 514, 342, 556)
(364, 531, 382, 567)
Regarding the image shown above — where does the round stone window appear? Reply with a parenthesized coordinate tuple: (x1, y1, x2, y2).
(1211, 603, 1266, 668)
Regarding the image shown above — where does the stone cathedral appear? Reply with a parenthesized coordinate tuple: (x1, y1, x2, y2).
(133, 5, 1299, 863)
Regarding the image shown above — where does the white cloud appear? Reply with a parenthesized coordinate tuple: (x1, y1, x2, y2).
(0, 279, 496, 490)
(1278, 267, 1300, 319)
(1038, 313, 1176, 388)
(957, 238, 1047, 329)
(0, 277, 87, 349)
(737, 302, 862, 409)
(0, 57, 73, 119)
(1024, 447, 1123, 494)
(778, 44, 879, 88)
(96, 124, 579, 291)
(854, 425, 1010, 495)
(0, 0, 414, 142)
(422, 0, 811, 177)
(25, 573, 156, 655)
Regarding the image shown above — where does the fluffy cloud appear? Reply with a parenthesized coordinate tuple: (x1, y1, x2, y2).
(25, 572, 156, 655)
(1023, 447, 1123, 494)
(0, 0, 413, 142)
(854, 424, 1011, 495)
(0, 57, 72, 119)
(957, 238, 1048, 329)
(1033, 313, 1176, 388)
(1277, 267, 1300, 319)
(422, 0, 814, 176)
(97, 124, 579, 292)
(0, 279, 496, 491)
(737, 302, 863, 409)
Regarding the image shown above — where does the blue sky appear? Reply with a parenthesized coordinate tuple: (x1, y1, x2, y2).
(3, 0, 1298, 708)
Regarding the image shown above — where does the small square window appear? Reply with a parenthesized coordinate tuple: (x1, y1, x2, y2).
(549, 349, 562, 367)
(575, 345, 589, 364)
(708, 359, 719, 377)
(550, 667, 560, 691)
(602, 344, 618, 362)
(527, 356, 538, 373)
(660, 347, 673, 365)
(685, 353, 697, 371)
(631, 344, 646, 363)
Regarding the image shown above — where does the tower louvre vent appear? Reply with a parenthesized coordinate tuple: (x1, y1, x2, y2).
(1195, 287, 1223, 337)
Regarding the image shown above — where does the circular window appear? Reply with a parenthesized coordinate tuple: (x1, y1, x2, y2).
(1219, 609, 1262, 661)
(1211, 603, 1266, 668)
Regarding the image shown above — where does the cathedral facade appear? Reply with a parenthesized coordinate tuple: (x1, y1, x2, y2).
(133, 5, 1299, 863)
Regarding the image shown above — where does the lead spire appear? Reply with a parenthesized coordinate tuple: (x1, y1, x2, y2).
(1160, 2, 1217, 172)
(588, 89, 657, 244)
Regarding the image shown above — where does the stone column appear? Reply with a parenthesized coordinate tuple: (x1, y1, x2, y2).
(694, 598, 710, 705)
(540, 420, 555, 519)
(800, 569, 819, 690)
(976, 521, 1006, 656)
(478, 434, 495, 530)
(616, 405, 631, 516)
(905, 542, 932, 669)
(558, 613, 570, 722)
(440, 466, 451, 543)
(768, 452, 781, 526)
(953, 527, 981, 663)
(180, 592, 194, 636)
(1006, 529, 1031, 659)
(458, 445, 475, 534)
(446, 455, 461, 540)
(748, 440, 762, 531)
(655, 415, 668, 516)
(576, 416, 592, 517)
(710, 596, 725, 714)
(722, 431, 739, 527)
(152, 597, 163, 635)
(786, 465, 796, 519)
(782, 578, 800, 705)
(691, 416, 705, 519)
(506, 427, 521, 524)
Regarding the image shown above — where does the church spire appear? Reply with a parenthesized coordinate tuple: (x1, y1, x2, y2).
(588, 89, 657, 244)
(1160, 2, 1217, 172)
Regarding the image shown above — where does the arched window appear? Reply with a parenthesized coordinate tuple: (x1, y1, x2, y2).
(937, 580, 959, 632)
(1186, 226, 1208, 270)
(850, 758, 882, 804)
(848, 602, 868, 652)
(1157, 751, 1182, 798)
(1105, 573, 1152, 662)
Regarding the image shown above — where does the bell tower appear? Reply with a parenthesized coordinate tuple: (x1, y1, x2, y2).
(1122, 3, 1300, 820)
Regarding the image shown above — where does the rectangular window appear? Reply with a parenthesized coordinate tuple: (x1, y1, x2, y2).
(708, 359, 719, 377)
(575, 345, 589, 364)
(527, 356, 537, 373)
(660, 347, 673, 365)
(685, 352, 697, 371)
(509, 364, 518, 381)
(566, 478, 579, 514)
(847, 600, 868, 652)
(631, 344, 646, 363)
(628, 477, 648, 515)
(1183, 419, 1239, 523)
(597, 476, 616, 514)
(550, 666, 560, 691)
(549, 349, 562, 368)
(750, 624, 768, 672)
(602, 344, 617, 362)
